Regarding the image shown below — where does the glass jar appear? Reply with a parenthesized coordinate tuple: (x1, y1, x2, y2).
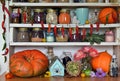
(11, 8, 21, 23)
(56, 28, 68, 42)
(31, 28, 44, 42)
(46, 9, 57, 24)
(69, 28, 81, 42)
(41, 0, 53, 2)
(105, 30, 114, 42)
(17, 28, 29, 42)
(57, 0, 69, 2)
(21, 7, 31, 23)
(86, 0, 98, 2)
(59, 9, 71, 24)
(13, 0, 28, 2)
(46, 31, 54, 42)
(33, 9, 46, 23)
(28, 0, 39, 2)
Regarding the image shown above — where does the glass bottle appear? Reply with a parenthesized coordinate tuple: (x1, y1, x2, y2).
(31, 28, 44, 42)
(17, 28, 29, 42)
(46, 9, 57, 24)
(46, 31, 54, 42)
(56, 28, 68, 42)
(34, 9, 46, 23)
(21, 7, 31, 23)
(11, 8, 21, 23)
(59, 9, 71, 24)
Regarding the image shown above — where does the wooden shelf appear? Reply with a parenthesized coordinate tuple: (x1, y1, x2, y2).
(9, 2, 119, 7)
(10, 23, 120, 28)
(9, 42, 118, 46)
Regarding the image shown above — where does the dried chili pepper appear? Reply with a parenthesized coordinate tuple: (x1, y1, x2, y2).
(69, 28, 72, 40)
(41, 21, 44, 30)
(76, 25, 79, 38)
(2, 21, 6, 33)
(2, 4, 5, 12)
(54, 25, 57, 37)
(4, 6, 10, 16)
(82, 28, 86, 41)
(23, 12, 27, 23)
(3, 14, 6, 21)
(96, 22, 100, 32)
(90, 24, 93, 36)
(61, 26, 65, 37)
(2, 48, 9, 56)
(47, 23, 51, 33)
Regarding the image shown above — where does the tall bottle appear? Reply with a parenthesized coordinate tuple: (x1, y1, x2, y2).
(109, 55, 118, 77)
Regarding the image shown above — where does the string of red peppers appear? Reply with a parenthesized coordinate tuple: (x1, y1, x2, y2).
(1, 1, 10, 63)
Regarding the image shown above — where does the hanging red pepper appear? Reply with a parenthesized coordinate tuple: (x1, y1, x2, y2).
(2, 4, 5, 12)
(96, 22, 100, 32)
(3, 14, 6, 21)
(41, 21, 44, 30)
(90, 24, 93, 36)
(47, 23, 51, 33)
(82, 28, 86, 41)
(2, 21, 6, 33)
(2, 48, 9, 56)
(54, 25, 57, 37)
(69, 28, 72, 40)
(23, 12, 27, 23)
(61, 26, 65, 37)
(76, 25, 79, 38)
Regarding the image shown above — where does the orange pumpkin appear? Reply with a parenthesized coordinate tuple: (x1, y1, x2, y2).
(91, 51, 112, 73)
(98, 8, 117, 24)
(10, 49, 49, 77)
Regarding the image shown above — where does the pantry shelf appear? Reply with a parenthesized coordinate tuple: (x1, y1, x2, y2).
(9, 23, 120, 28)
(9, 42, 118, 46)
(9, 2, 119, 7)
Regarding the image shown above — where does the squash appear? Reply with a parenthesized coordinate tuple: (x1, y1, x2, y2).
(91, 51, 112, 73)
(98, 8, 117, 24)
(10, 49, 49, 77)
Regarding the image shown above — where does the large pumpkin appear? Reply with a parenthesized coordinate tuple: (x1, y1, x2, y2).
(10, 49, 49, 77)
(91, 51, 112, 73)
(98, 8, 117, 24)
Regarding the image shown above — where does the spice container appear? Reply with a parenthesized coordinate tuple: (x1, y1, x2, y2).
(56, 28, 68, 42)
(21, 7, 31, 23)
(105, 30, 114, 42)
(86, 0, 98, 2)
(11, 8, 21, 23)
(33, 9, 46, 23)
(31, 28, 44, 42)
(69, 28, 81, 42)
(41, 0, 53, 2)
(46, 9, 57, 24)
(28, 0, 39, 2)
(57, 0, 69, 2)
(59, 9, 71, 24)
(46, 31, 54, 42)
(17, 28, 30, 42)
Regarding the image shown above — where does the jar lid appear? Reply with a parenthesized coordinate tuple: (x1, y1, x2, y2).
(47, 9, 55, 13)
(34, 9, 43, 12)
(33, 28, 41, 31)
(19, 28, 28, 31)
(60, 9, 69, 13)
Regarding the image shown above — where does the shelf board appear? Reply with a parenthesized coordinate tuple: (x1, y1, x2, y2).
(9, 2, 119, 7)
(10, 23, 120, 28)
(9, 42, 118, 46)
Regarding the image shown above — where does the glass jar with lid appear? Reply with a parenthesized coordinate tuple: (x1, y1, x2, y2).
(59, 9, 71, 24)
(56, 28, 68, 42)
(41, 0, 53, 2)
(33, 9, 46, 23)
(46, 31, 55, 42)
(17, 28, 30, 42)
(46, 9, 57, 24)
(31, 28, 44, 42)
(57, 0, 69, 2)
(11, 8, 21, 23)
(28, 0, 39, 2)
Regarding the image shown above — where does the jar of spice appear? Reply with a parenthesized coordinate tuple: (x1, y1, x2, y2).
(59, 9, 71, 24)
(21, 7, 31, 23)
(86, 0, 98, 2)
(46, 31, 54, 42)
(17, 28, 30, 42)
(46, 9, 57, 24)
(31, 28, 44, 42)
(42, 0, 53, 2)
(56, 28, 68, 42)
(11, 8, 21, 23)
(34, 9, 46, 23)
(28, 0, 39, 2)
(105, 30, 114, 42)
(57, 0, 69, 2)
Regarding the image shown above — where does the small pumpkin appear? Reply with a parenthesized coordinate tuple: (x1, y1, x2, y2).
(98, 8, 117, 24)
(91, 51, 112, 73)
(10, 49, 49, 77)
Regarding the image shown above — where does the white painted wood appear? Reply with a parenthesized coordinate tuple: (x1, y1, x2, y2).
(10, 23, 120, 28)
(9, 3, 119, 7)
